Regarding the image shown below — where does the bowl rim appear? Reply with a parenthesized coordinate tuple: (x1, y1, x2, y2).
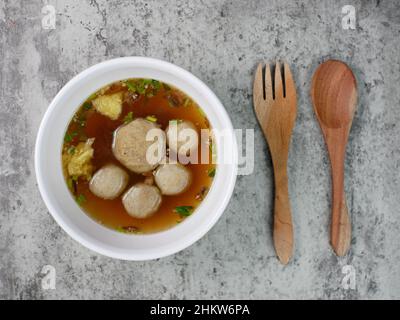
(35, 56, 238, 260)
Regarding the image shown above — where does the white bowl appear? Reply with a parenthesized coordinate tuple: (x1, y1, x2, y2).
(35, 57, 238, 260)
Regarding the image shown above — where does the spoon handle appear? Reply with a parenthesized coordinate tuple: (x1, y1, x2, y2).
(331, 189, 351, 256)
(326, 132, 351, 256)
(273, 167, 293, 265)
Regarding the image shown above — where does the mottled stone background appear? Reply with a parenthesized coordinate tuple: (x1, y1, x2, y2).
(0, 0, 399, 299)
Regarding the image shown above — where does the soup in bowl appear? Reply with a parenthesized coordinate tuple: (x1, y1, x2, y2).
(62, 78, 216, 234)
(35, 57, 237, 260)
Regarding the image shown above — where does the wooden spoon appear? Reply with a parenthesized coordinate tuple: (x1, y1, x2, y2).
(310, 60, 357, 256)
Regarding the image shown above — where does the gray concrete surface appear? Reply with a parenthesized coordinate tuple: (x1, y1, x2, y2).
(1, 0, 399, 300)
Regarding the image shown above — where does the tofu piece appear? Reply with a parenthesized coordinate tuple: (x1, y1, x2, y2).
(92, 92, 123, 120)
(65, 138, 95, 180)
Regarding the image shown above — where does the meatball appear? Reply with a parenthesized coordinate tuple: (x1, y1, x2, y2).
(113, 118, 166, 173)
(154, 163, 192, 195)
(166, 120, 198, 156)
(89, 164, 129, 200)
(122, 183, 162, 219)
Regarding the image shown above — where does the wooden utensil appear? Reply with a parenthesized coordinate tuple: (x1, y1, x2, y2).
(310, 59, 357, 256)
(253, 62, 297, 265)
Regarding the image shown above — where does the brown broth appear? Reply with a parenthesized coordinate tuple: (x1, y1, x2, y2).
(62, 79, 215, 234)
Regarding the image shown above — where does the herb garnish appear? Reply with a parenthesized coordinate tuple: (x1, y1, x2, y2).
(76, 194, 86, 206)
(67, 177, 74, 190)
(136, 80, 146, 94)
(146, 115, 157, 122)
(83, 102, 92, 110)
(207, 168, 216, 178)
(124, 79, 161, 97)
(174, 206, 194, 217)
(151, 79, 161, 90)
(125, 81, 136, 92)
(64, 131, 78, 143)
(123, 111, 134, 124)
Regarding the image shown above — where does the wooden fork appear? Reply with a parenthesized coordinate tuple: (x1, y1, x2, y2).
(253, 62, 297, 265)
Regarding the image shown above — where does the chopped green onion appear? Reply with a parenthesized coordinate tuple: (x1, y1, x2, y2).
(151, 79, 161, 90)
(174, 206, 194, 217)
(146, 115, 157, 122)
(67, 177, 74, 190)
(123, 112, 134, 124)
(76, 194, 86, 206)
(83, 102, 92, 110)
(64, 134, 72, 143)
(64, 132, 78, 143)
(142, 79, 152, 86)
(136, 80, 146, 94)
(207, 168, 216, 177)
(125, 81, 136, 92)
(124, 79, 161, 97)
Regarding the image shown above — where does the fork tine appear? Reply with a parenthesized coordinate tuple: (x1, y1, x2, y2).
(264, 63, 273, 102)
(274, 61, 284, 99)
(253, 63, 264, 105)
(283, 62, 296, 99)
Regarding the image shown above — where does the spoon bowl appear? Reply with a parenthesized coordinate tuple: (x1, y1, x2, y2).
(311, 59, 357, 256)
(311, 60, 357, 128)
